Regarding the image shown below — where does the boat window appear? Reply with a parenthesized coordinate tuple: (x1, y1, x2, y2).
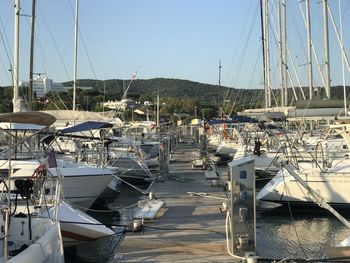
(240, 170, 247, 179)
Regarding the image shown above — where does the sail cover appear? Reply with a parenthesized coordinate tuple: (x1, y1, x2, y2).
(59, 121, 113, 134)
(0, 112, 56, 126)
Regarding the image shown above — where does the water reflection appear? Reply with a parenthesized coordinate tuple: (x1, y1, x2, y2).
(256, 210, 350, 259)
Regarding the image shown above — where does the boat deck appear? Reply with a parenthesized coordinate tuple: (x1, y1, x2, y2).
(113, 137, 234, 262)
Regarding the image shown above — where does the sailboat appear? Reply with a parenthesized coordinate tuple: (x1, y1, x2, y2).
(0, 111, 64, 262)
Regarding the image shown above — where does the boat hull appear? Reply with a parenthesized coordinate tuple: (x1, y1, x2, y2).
(257, 168, 350, 207)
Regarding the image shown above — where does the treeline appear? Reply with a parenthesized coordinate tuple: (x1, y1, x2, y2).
(0, 78, 350, 121)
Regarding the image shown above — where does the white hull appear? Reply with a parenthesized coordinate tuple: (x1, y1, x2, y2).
(0, 159, 114, 210)
(257, 166, 350, 206)
(52, 202, 114, 246)
(1, 218, 64, 263)
(53, 168, 114, 209)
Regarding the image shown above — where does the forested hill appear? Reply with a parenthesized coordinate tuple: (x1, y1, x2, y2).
(0, 78, 349, 113)
(63, 78, 263, 106)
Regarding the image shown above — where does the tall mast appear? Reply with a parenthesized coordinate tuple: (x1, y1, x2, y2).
(73, 0, 79, 111)
(13, 0, 20, 112)
(283, 0, 288, 106)
(278, 0, 284, 107)
(28, 0, 36, 111)
(218, 59, 222, 105)
(264, 0, 271, 108)
(306, 0, 313, 100)
(218, 59, 222, 87)
(156, 86, 160, 128)
(323, 0, 330, 99)
(260, 0, 266, 109)
(338, 0, 346, 116)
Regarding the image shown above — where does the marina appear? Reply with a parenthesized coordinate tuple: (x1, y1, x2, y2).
(1, 0, 350, 262)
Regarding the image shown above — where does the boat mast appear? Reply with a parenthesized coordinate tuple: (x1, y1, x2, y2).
(13, 0, 20, 112)
(156, 89, 160, 128)
(278, 0, 284, 107)
(73, 0, 79, 111)
(28, 0, 36, 111)
(283, 0, 288, 106)
(306, 0, 313, 100)
(218, 59, 222, 108)
(338, 0, 346, 116)
(323, 0, 330, 99)
(218, 59, 221, 87)
(260, 0, 266, 109)
(263, 0, 271, 108)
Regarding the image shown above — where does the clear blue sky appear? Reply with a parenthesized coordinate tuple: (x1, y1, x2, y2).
(0, 0, 349, 92)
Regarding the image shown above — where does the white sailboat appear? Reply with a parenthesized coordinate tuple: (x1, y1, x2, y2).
(257, 124, 350, 208)
(0, 111, 64, 262)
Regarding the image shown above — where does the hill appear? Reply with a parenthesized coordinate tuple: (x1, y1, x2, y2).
(1, 78, 350, 118)
(63, 78, 263, 107)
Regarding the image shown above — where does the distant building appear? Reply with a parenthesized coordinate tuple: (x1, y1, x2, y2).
(103, 98, 135, 111)
(20, 75, 65, 98)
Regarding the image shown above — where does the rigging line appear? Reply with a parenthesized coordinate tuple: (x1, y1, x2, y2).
(67, 0, 98, 80)
(268, 1, 282, 107)
(225, 3, 259, 107)
(0, 2, 14, 80)
(30, 13, 64, 86)
(286, 67, 299, 101)
(223, 0, 255, 87)
(328, 4, 350, 74)
(23, 15, 49, 78)
(231, 3, 259, 89)
(50, 92, 69, 110)
(79, 5, 106, 79)
(297, 1, 326, 91)
(329, 0, 350, 49)
(227, 4, 259, 109)
(24, 14, 69, 110)
(79, 32, 98, 80)
(74, 5, 99, 81)
(230, 48, 262, 114)
(287, 46, 306, 100)
(289, 3, 307, 62)
(47, 92, 66, 110)
(37, 5, 71, 81)
(0, 56, 11, 84)
(236, 47, 262, 109)
(67, 0, 104, 111)
(281, 170, 308, 259)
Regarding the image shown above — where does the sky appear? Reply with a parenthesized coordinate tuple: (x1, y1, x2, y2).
(0, 0, 350, 94)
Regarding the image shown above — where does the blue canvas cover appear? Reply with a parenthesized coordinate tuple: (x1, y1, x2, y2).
(59, 121, 113, 134)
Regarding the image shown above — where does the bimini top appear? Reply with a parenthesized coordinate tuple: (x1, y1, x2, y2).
(59, 121, 113, 134)
(0, 112, 56, 126)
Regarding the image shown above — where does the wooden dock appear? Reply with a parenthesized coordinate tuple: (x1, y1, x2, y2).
(113, 138, 234, 262)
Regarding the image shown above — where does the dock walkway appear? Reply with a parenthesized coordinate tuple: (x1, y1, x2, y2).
(114, 138, 234, 262)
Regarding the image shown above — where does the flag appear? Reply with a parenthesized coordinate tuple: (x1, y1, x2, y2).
(131, 72, 137, 80)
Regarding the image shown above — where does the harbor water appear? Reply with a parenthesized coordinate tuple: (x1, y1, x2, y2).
(64, 185, 145, 263)
(65, 182, 350, 262)
(256, 210, 350, 260)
